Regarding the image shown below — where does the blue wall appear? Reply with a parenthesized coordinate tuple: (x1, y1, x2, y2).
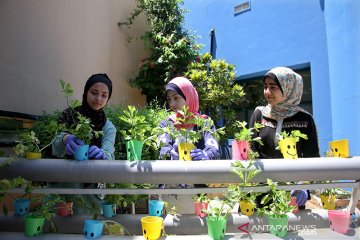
(325, 0, 360, 156)
(184, 0, 359, 155)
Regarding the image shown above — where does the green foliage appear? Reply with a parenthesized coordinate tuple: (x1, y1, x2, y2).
(258, 179, 295, 218)
(123, 0, 201, 103)
(277, 130, 308, 142)
(14, 130, 58, 156)
(202, 194, 235, 220)
(233, 121, 264, 143)
(192, 193, 210, 203)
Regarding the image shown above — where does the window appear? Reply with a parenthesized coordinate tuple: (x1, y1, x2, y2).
(234, 2, 251, 15)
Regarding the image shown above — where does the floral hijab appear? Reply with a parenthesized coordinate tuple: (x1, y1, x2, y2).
(258, 67, 309, 120)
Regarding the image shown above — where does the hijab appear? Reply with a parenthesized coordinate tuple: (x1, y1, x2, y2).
(258, 67, 309, 120)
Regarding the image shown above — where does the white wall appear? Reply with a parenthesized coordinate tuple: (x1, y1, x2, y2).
(0, 0, 147, 115)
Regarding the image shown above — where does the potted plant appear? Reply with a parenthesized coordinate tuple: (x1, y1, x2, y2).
(257, 179, 295, 238)
(101, 184, 126, 219)
(319, 187, 346, 210)
(276, 130, 308, 159)
(119, 105, 157, 161)
(228, 159, 261, 216)
(231, 121, 264, 160)
(192, 193, 210, 218)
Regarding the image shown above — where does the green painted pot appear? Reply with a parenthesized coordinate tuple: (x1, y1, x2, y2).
(268, 215, 289, 238)
(24, 215, 45, 237)
(126, 140, 143, 161)
(206, 216, 227, 240)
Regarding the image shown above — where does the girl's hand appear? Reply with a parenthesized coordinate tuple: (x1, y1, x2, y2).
(190, 149, 209, 160)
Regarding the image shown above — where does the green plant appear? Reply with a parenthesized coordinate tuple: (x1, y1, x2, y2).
(276, 130, 308, 142)
(192, 193, 210, 203)
(233, 121, 264, 143)
(14, 130, 58, 156)
(257, 179, 295, 218)
(202, 194, 235, 220)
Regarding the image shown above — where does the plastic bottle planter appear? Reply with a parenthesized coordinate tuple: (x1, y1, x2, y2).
(24, 215, 45, 237)
(278, 138, 298, 159)
(329, 139, 350, 158)
(231, 140, 249, 160)
(83, 220, 104, 239)
(149, 200, 164, 217)
(320, 194, 336, 210)
(101, 202, 116, 218)
(289, 196, 299, 213)
(74, 145, 89, 161)
(194, 202, 209, 218)
(25, 152, 42, 160)
(267, 215, 289, 238)
(141, 216, 163, 240)
(239, 200, 255, 216)
(328, 210, 350, 234)
(206, 216, 227, 240)
(178, 143, 195, 161)
(14, 198, 30, 216)
(57, 202, 73, 217)
(126, 140, 143, 161)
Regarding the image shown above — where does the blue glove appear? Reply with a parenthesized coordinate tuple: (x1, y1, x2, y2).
(65, 135, 84, 156)
(291, 190, 308, 206)
(170, 143, 179, 160)
(88, 145, 106, 159)
(190, 149, 209, 161)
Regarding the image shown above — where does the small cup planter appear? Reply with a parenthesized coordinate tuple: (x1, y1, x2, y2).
(24, 215, 45, 237)
(83, 219, 104, 239)
(239, 200, 255, 216)
(206, 216, 227, 240)
(289, 196, 299, 213)
(329, 139, 350, 158)
(14, 198, 30, 216)
(126, 140, 143, 161)
(328, 210, 350, 234)
(194, 201, 209, 218)
(278, 138, 298, 159)
(141, 216, 163, 240)
(101, 202, 116, 218)
(148, 200, 164, 217)
(74, 144, 89, 161)
(267, 215, 289, 238)
(178, 142, 195, 161)
(231, 140, 249, 160)
(57, 201, 73, 217)
(25, 152, 42, 160)
(320, 194, 336, 210)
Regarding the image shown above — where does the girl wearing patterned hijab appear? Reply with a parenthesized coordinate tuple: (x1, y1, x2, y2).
(52, 73, 117, 160)
(249, 67, 320, 207)
(158, 77, 220, 160)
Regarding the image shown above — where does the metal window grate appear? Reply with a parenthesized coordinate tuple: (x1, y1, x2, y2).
(234, 1, 251, 15)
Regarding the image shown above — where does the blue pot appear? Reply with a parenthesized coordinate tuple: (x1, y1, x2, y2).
(83, 220, 104, 239)
(14, 198, 30, 216)
(149, 200, 164, 217)
(74, 145, 89, 161)
(101, 202, 116, 218)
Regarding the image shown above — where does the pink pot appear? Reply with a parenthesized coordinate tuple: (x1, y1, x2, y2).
(194, 202, 208, 218)
(328, 210, 350, 234)
(232, 140, 249, 160)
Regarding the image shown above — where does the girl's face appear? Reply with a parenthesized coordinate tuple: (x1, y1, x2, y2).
(166, 90, 186, 112)
(87, 82, 109, 110)
(263, 77, 283, 107)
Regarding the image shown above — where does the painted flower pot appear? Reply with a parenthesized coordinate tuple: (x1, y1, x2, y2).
(149, 200, 164, 217)
(231, 140, 249, 160)
(289, 196, 299, 213)
(206, 216, 227, 240)
(25, 152, 42, 160)
(126, 140, 143, 161)
(57, 201, 73, 217)
(320, 194, 336, 210)
(328, 210, 350, 234)
(74, 144, 89, 161)
(329, 139, 350, 158)
(278, 138, 298, 159)
(101, 202, 116, 218)
(141, 216, 163, 240)
(24, 215, 45, 237)
(194, 202, 208, 218)
(239, 200, 255, 216)
(178, 142, 195, 161)
(268, 215, 289, 238)
(14, 198, 30, 216)
(83, 219, 104, 239)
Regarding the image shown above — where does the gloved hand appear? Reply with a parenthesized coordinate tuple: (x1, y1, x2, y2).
(170, 143, 179, 160)
(178, 184, 189, 188)
(65, 135, 84, 156)
(190, 149, 209, 161)
(88, 145, 106, 159)
(291, 190, 308, 206)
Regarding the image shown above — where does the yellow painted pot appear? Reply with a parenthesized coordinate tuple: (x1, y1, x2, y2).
(239, 200, 255, 216)
(329, 139, 350, 158)
(178, 143, 195, 161)
(320, 194, 336, 210)
(278, 138, 298, 159)
(25, 152, 42, 160)
(141, 216, 163, 240)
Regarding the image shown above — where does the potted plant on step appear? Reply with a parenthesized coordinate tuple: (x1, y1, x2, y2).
(257, 179, 295, 238)
(192, 193, 210, 218)
(276, 130, 308, 159)
(231, 121, 263, 160)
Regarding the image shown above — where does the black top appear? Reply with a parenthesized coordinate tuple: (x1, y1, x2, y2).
(249, 109, 320, 159)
